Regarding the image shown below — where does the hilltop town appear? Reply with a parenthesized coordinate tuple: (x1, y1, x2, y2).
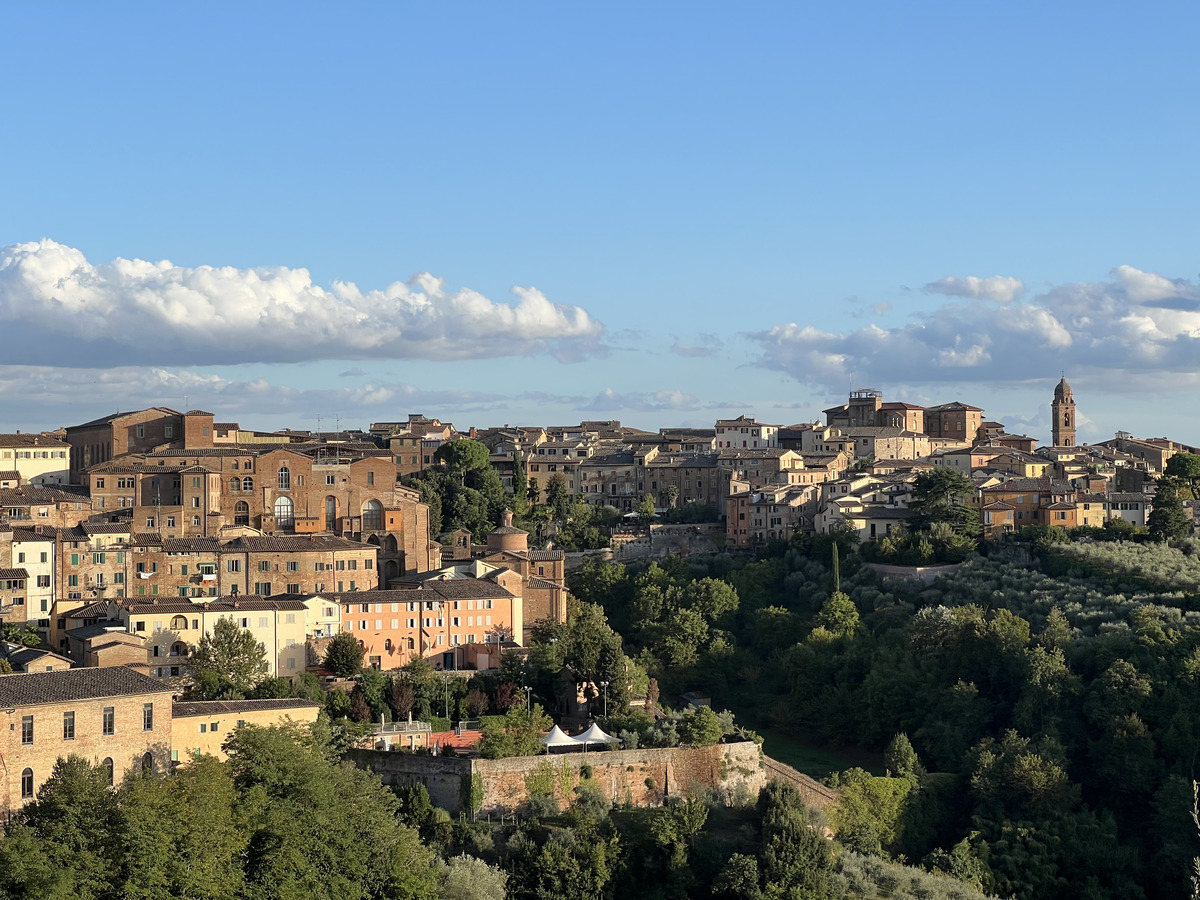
(2, 381, 1198, 899)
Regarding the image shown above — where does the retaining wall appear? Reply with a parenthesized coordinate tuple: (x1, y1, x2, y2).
(348, 740, 768, 815)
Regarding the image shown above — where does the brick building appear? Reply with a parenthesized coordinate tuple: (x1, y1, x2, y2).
(0, 667, 175, 816)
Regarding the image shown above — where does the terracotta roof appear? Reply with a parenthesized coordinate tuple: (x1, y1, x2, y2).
(0, 485, 91, 504)
(221, 535, 372, 553)
(0, 666, 172, 707)
(527, 550, 564, 561)
(172, 698, 321, 717)
(0, 434, 68, 448)
(0, 567, 29, 580)
(0, 470, 21, 481)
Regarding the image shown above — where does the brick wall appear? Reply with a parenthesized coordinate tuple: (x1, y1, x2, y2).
(0, 691, 174, 814)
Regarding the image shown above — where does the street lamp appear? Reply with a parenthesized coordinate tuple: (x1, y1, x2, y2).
(600, 680, 609, 719)
(523, 685, 531, 711)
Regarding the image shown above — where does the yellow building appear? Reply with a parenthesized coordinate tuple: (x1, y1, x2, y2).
(170, 698, 322, 761)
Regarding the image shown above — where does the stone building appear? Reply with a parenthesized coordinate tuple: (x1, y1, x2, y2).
(0, 667, 175, 816)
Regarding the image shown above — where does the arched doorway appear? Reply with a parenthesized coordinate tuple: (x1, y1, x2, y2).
(324, 495, 339, 533)
(384, 559, 399, 584)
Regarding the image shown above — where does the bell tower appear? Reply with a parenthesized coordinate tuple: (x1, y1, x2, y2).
(1051, 377, 1076, 447)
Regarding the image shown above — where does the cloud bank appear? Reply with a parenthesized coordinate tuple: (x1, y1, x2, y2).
(755, 266, 1200, 390)
(0, 240, 604, 366)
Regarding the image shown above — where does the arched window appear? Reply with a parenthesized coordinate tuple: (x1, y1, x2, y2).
(274, 496, 294, 527)
(242, 477, 253, 492)
(278, 466, 291, 489)
(229, 477, 240, 492)
(362, 499, 382, 532)
(20, 767, 33, 799)
(170, 615, 188, 630)
(142, 752, 154, 775)
(170, 641, 188, 657)
(234, 501, 250, 527)
(102, 757, 114, 786)
(405, 637, 415, 651)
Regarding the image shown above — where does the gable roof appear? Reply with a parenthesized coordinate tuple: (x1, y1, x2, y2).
(0, 666, 172, 707)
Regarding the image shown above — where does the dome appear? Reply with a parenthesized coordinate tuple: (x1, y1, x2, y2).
(1053, 377, 1072, 401)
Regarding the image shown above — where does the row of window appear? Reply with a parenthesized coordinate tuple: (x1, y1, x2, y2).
(18, 757, 125, 800)
(20, 704, 153, 747)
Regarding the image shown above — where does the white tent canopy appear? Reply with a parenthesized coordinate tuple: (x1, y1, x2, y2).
(574, 722, 621, 746)
(539, 725, 579, 748)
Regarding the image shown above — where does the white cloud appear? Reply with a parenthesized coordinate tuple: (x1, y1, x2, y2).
(754, 265, 1200, 390)
(0, 239, 604, 366)
(670, 334, 724, 358)
(924, 275, 1026, 304)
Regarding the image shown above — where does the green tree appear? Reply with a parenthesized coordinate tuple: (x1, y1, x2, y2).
(225, 722, 436, 900)
(324, 631, 365, 678)
(1, 756, 121, 900)
(812, 591, 861, 639)
(1166, 451, 1200, 499)
(435, 854, 508, 900)
(435, 438, 491, 483)
(908, 467, 982, 537)
(189, 617, 269, 699)
(1149, 475, 1191, 541)
(679, 705, 723, 746)
(116, 756, 248, 900)
(478, 705, 554, 758)
(545, 473, 571, 520)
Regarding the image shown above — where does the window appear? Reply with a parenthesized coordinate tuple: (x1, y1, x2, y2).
(192, 516, 201, 526)
(286, 560, 298, 572)
(200, 723, 207, 733)
(254, 582, 271, 596)
(230, 477, 241, 492)
(191, 497, 199, 508)
(228, 559, 242, 573)
(234, 501, 250, 526)
(274, 496, 294, 527)
(242, 477, 253, 492)
(367, 471, 375, 486)
(21, 768, 33, 800)
(362, 499, 382, 531)
(277, 466, 291, 489)
(326, 473, 336, 485)
(143, 703, 154, 731)
(286, 584, 299, 594)
(166, 516, 176, 528)
(21, 715, 33, 745)
(258, 560, 271, 572)
(164, 424, 174, 438)
(103, 706, 115, 735)
(136, 424, 145, 438)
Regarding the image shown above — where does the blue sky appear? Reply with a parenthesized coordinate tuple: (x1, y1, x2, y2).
(3, 3, 1200, 443)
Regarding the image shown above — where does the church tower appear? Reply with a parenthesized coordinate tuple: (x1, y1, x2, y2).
(1051, 376, 1076, 447)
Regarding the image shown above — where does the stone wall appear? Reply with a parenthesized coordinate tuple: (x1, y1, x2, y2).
(348, 740, 768, 815)
(345, 748, 472, 811)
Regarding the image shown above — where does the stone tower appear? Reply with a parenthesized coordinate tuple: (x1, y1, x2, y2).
(1051, 377, 1076, 447)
